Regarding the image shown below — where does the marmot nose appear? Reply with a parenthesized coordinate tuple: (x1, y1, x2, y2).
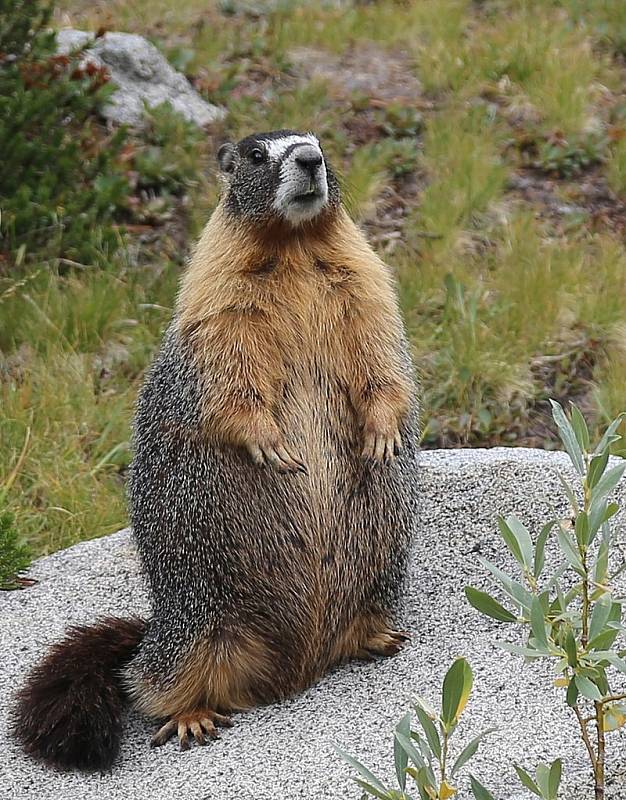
(295, 146, 323, 174)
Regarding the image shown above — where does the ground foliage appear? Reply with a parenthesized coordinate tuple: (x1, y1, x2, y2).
(1, 0, 626, 558)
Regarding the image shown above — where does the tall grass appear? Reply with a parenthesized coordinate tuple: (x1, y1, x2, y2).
(0, 266, 179, 554)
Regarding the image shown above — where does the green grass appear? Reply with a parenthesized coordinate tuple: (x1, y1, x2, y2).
(3, 0, 626, 560)
(607, 136, 626, 197)
(1, 265, 179, 554)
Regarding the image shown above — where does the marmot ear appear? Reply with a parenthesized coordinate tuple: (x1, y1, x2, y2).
(217, 143, 236, 174)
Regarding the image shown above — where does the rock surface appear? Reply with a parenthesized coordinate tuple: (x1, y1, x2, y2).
(56, 30, 225, 127)
(2, 448, 626, 799)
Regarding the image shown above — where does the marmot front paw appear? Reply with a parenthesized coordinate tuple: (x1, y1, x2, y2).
(245, 438, 307, 474)
(361, 427, 402, 463)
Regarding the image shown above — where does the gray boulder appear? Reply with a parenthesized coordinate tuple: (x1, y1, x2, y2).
(56, 30, 225, 127)
(2, 448, 626, 798)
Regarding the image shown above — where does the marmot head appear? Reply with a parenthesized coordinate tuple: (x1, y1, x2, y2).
(217, 130, 340, 227)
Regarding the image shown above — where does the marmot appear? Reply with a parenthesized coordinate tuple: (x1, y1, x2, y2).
(12, 129, 420, 771)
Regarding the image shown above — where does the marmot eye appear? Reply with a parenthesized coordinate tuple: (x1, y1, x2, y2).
(249, 148, 266, 165)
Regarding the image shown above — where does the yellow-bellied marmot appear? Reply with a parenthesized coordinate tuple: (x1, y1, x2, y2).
(12, 129, 420, 771)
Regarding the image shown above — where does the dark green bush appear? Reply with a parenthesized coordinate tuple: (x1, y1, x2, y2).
(133, 102, 206, 195)
(0, 0, 129, 268)
(0, 503, 31, 589)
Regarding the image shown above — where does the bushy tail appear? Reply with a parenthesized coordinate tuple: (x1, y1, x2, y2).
(11, 616, 146, 772)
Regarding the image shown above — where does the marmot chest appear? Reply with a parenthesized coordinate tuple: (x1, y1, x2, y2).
(267, 260, 358, 448)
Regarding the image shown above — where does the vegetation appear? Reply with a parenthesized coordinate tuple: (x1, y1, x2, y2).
(339, 401, 626, 799)
(0, 0, 129, 266)
(336, 657, 498, 800)
(466, 401, 626, 800)
(1, 0, 626, 563)
(0, 428, 31, 589)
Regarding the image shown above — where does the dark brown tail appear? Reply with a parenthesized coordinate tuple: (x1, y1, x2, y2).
(11, 616, 146, 772)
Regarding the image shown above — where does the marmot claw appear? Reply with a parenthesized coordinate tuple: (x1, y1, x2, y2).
(245, 441, 307, 474)
(361, 430, 402, 463)
(151, 710, 233, 750)
(358, 628, 411, 659)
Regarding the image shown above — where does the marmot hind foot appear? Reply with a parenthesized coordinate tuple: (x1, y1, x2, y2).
(358, 628, 410, 660)
(150, 710, 233, 750)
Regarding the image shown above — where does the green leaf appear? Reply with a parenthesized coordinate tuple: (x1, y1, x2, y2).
(334, 746, 389, 794)
(465, 587, 517, 623)
(394, 731, 426, 771)
(550, 399, 585, 475)
(557, 472, 579, 514)
(441, 657, 473, 730)
(514, 765, 541, 797)
(589, 602, 623, 650)
(534, 521, 556, 580)
(588, 450, 609, 489)
(354, 779, 391, 800)
(589, 596, 612, 643)
(586, 651, 626, 672)
(505, 515, 534, 571)
(497, 515, 525, 567)
(566, 679, 579, 707)
(497, 641, 545, 658)
(413, 694, 438, 720)
(594, 523, 611, 587)
(588, 628, 619, 652)
(530, 596, 550, 651)
(575, 675, 602, 701)
(394, 713, 411, 791)
(609, 601, 622, 624)
(411, 730, 432, 763)
(548, 759, 562, 799)
(414, 704, 441, 760)
(574, 512, 589, 548)
(593, 414, 625, 456)
(564, 628, 577, 667)
(588, 501, 618, 545)
(451, 728, 497, 776)
(596, 667, 610, 697)
(469, 775, 496, 800)
(557, 526, 584, 574)
(536, 763, 551, 799)
(591, 463, 626, 505)
(478, 558, 532, 611)
(570, 404, 590, 451)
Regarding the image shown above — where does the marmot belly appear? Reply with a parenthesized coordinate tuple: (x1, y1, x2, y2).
(128, 332, 417, 709)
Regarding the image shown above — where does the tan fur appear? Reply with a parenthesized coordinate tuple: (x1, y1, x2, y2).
(176, 203, 411, 457)
(327, 612, 394, 665)
(130, 631, 276, 718)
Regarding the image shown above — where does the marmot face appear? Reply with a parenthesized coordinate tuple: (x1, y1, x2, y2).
(217, 130, 340, 226)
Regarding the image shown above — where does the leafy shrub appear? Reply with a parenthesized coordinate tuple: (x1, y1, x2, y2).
(466, 400, 626, 799)
(336, 658, 496, 800)
(338, 402, 625, 799)
(0, 0, 129, 268)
